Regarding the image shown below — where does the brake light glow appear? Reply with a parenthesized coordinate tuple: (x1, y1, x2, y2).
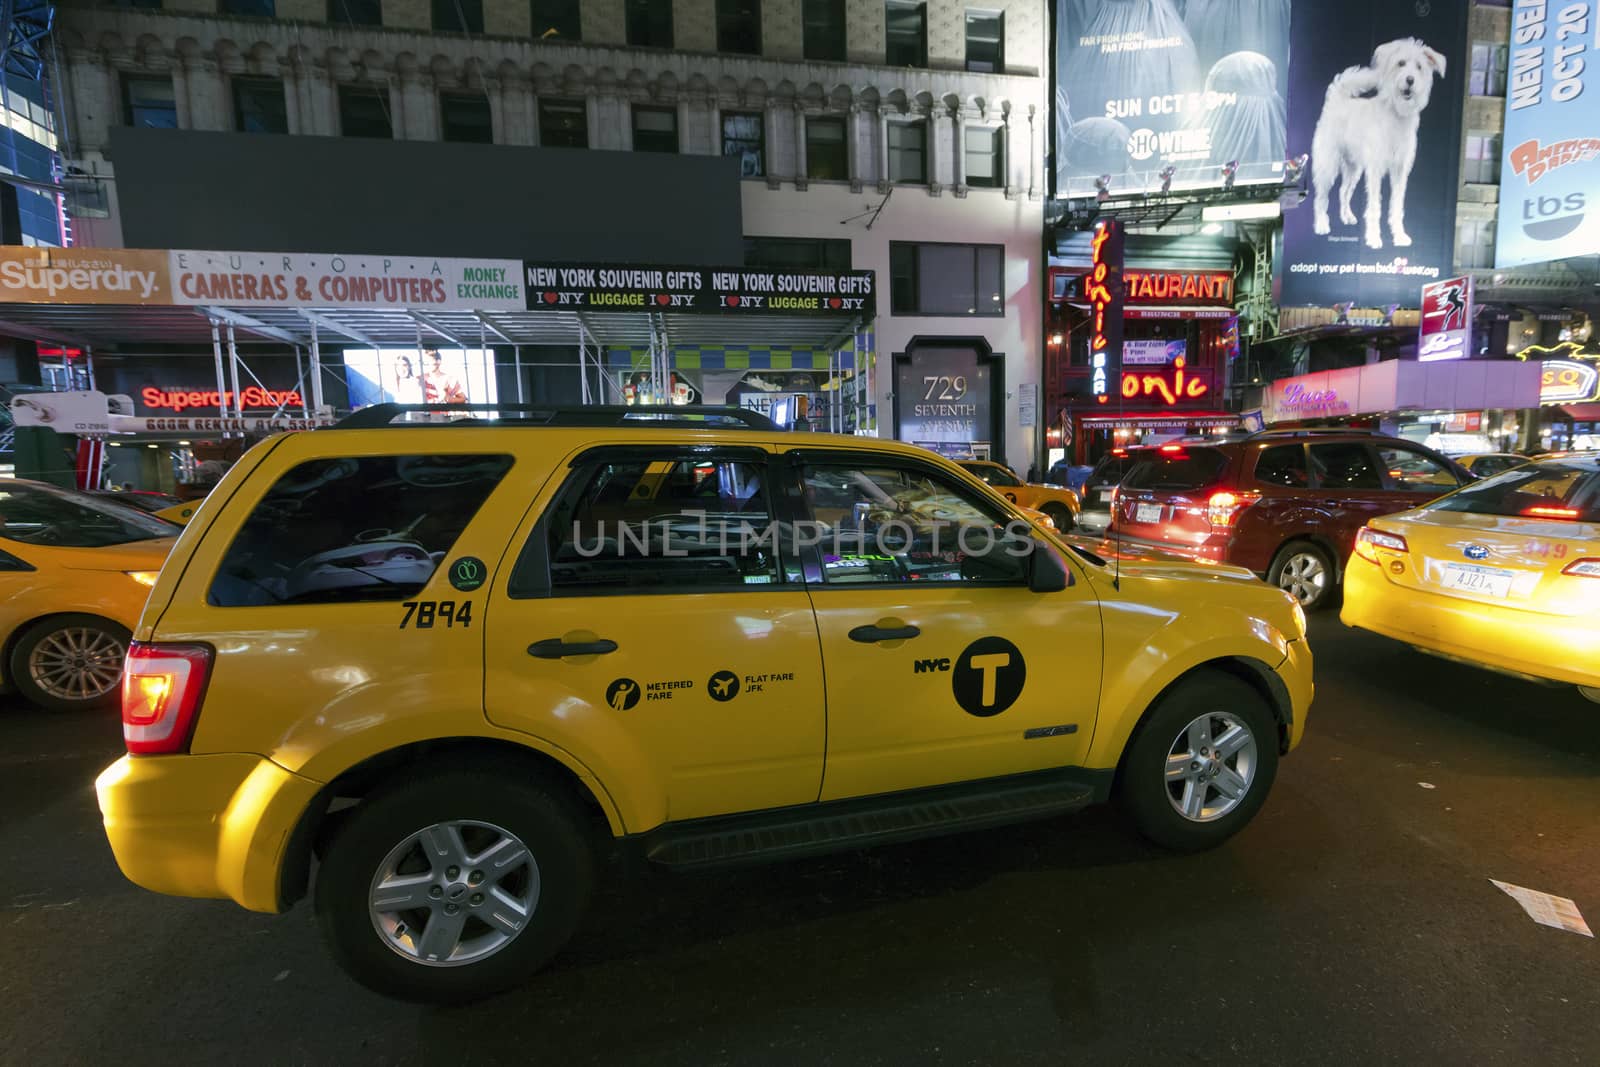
(1111, 448, 1128, 457)
(122, 642, 213, 755)
(1206, 490, 1260, 528)
(1523, 505, 1581, 519)
(1159, 444, 1185, 454)
(1354, 526, 1409, 563)
(1562, 559, 1600, 578)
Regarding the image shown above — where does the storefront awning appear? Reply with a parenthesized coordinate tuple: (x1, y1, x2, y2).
(1078, 411, 1239, 430)
(1260, 359, 1544, 425)
(1557, 403, 1600, 420)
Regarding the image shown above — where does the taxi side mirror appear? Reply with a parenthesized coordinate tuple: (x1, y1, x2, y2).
(1028, 541, 1071, 593)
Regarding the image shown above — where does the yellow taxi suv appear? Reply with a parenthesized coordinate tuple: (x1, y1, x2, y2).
(959, 459, 1081, 531)
(96, 404, 1313, 1003)
(1342, 455, 1600, 703)
(1, 480, 175, 711)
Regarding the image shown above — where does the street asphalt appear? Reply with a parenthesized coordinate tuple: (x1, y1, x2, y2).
(1, 615, 1597, 1066)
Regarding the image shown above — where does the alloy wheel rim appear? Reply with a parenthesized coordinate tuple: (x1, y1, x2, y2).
(1277, 553, 1327, 605)
(368, 819, 540, 968)
(28, 627, 126, 702)
(1165, 711, 1257, 822)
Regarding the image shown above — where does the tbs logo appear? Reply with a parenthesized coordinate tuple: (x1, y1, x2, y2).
(1521, 192, 1586, 242)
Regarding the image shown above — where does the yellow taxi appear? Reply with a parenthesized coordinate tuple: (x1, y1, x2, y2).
(1, 480, 175, 711)
(959, 460, 1081, 530)
(1455, 452, 1528, 478)
(154, 499, 200, 525)
(1342, 455, 1599, 703)
(96, 405, 1312, 1002)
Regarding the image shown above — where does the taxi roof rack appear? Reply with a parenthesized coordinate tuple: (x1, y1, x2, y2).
(333, 403, 778, 432)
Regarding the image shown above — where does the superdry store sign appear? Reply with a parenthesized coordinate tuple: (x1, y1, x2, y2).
(523, 264, 876, 315)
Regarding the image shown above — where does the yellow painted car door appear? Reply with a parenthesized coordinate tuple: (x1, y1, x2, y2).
(787, 451, 1103, 802)
(483, 445, 826, 829)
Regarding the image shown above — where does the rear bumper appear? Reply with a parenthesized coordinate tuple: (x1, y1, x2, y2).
(96, 753, 322, 913)
(1340, 561, 1600, 690)
(1104, 530, 1233, 565)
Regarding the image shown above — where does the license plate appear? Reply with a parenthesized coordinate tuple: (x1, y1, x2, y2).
(1438, 563, 1514, 599)
(1098, 488, 1115, 502)
(1135, 503, 1163, 524)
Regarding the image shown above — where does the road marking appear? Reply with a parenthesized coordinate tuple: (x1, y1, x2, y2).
(1490, 880, 1593, 938)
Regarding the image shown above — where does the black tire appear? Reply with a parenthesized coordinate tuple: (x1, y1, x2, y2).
(1267, 540, 1337, 611)
(1117, 670, 1280, 852)
(1042, 502, 1076, 532)
(7, 614, 131, 712)
(315, 770, 594, 1003)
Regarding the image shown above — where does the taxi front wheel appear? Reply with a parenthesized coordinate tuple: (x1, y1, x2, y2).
(9, 614, 130, 712)
(1117, 671, 1279, 852)
(314, 771, 594, 1003)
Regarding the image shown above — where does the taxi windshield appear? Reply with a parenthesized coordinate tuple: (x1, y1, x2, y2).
(1428, 461, 1600, 523)
(0, 483, 177, 547)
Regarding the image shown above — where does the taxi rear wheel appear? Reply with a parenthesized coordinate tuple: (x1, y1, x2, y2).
(1118, 670, 1279, 851)
(1041, 503, 1076, 532)
(315, 771, 594, 1003)
(9, 614, 131, 712)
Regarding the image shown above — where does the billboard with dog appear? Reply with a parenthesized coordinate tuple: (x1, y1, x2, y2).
(1495, 0, 1600, 268)
(1279, 1, 1469, 307)
(1053, 0, 1292, 198)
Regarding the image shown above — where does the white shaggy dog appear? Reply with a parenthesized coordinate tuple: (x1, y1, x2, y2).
(1310, 38, 1447, 249)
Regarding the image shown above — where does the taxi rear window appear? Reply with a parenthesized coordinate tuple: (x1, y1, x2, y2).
(1429, 462, 1599, 523)
(209, 454, 513, 606)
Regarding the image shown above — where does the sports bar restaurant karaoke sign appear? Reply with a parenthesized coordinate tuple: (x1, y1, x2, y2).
(524, 263, 875, 315)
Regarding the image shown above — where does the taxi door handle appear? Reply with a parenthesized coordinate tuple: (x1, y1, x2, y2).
(528, 638, 618, 659)
(848, 624, 921, 643)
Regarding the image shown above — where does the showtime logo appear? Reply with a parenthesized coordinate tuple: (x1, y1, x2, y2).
(142, 385, 305, 413)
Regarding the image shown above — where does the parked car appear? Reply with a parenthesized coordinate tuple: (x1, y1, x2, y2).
(1342, 454, 1599, 704)
(958, 460, 1080, 530)
(1, 480, 176, 710)
(89, 490, 183, 514)
(1452, 452, 1528, 478)
(96, 405, 1311, 1002)
(1076, 448, 1150, 535)
(1109, 430, 1472, 610)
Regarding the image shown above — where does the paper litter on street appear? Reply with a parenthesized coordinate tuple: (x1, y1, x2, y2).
(1490, 880, 1594, 938)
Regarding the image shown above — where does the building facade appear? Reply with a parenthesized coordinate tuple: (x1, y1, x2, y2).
(48, 0, 1049, 467)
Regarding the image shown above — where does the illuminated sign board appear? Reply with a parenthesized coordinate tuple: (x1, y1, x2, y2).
(1119, 270, 1234, 305)
(1418, 275, 1474, 362)
(1086, 220, 1124, 405)
(1540, 359, 1600, 405)
(140, 386, 304, 413)
(1120, 359, 1210, 406)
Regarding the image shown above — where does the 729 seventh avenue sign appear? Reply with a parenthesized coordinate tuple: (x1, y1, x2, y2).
(524, 263, 875, 316)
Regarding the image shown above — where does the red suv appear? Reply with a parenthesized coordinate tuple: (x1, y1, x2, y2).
(1109, 430, 1472, 610)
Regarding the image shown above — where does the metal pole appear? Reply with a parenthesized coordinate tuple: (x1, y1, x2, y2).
(84, 345, 96, 391)
(226, 325, 244, 421)
(293, 345, 309, 417)
(210, 320, 229, 426)
(514, 345, 524, 403)
(579, 327, 590, 405)
(309, 321, 325, 412)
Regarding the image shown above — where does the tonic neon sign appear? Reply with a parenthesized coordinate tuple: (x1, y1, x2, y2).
(1121, 358, 1209, 405)
(1087, 220, 1124, 405)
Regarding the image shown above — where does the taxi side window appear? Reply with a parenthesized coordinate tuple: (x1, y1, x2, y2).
(799, 463, 1029, 585)
(542, 457, 782, 593)
(1254, 444, 1309, 488)
(208, 453, 513, 607)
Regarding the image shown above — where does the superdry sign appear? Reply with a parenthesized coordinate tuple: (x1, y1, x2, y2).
(524, 264, 875, 315)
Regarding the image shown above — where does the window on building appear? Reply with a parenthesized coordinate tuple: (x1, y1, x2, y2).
(885, 2, 928, 67)
(123, 76, 177, 129)
(887, 120, 927, 183)
(338, 86, 393, 139)
(1457, 219, 1496, 270)
(531, 0, 581, 39)
(1463, 131, 1501, 184)
(803, 0, 847, 62)
(433, 0, 483, 32)
(539, 98, 588, 147)
(889, 242, 1004, 315)
(219, 0, 275, 15)
(328, 0, 382, 25)
(633, 105, 679, 153)
(1469, 42, 1509, 97)
(233, 77, 289, 134)
(626, 0, 674, 48)
(744, 236, 852, 272)
(717, 0, 762, 54)
(964, 125, 1003, 187)
(441, 92, 493, 143)
(806, 116, 849, 180)
(722, 112, 764, 177)
(965, 10, 1003, 72)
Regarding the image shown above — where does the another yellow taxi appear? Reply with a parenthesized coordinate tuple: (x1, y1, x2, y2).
(1455, 452, 1529, 478)
(1, 480, 176, 711)
(1342, 455, 1599, 703)
(95, 406, 1312, 1002)
(959, 460, 1081, 530)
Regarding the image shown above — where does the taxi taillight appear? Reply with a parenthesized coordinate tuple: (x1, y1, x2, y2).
(122, 642, 213, 755)
(1354, 526, 1408, 564)
(1562, 559, 1600, 579)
